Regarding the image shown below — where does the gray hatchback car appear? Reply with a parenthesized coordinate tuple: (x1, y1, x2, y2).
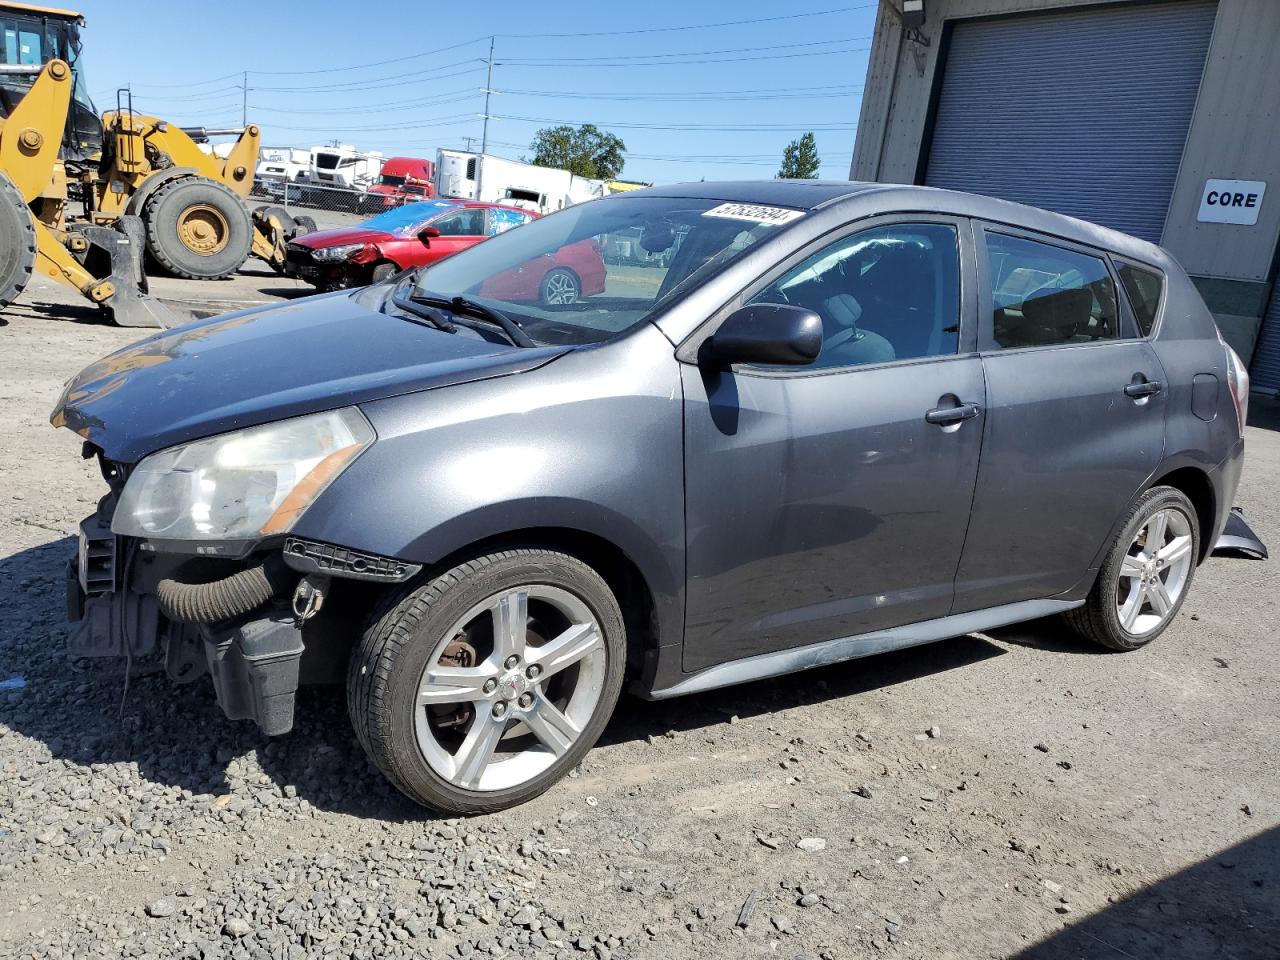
(54, 181, 1263, 813)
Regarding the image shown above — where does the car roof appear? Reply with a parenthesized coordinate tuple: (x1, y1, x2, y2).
(624, 180, 1169, 264)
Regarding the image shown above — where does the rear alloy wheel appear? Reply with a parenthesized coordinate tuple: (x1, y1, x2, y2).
(539, 268, 580, 305)
(143, 177, 253, 279)
(1065, 486, 1199, 651)
(348, 549, 625, 813)
(0, 171, 36, 312)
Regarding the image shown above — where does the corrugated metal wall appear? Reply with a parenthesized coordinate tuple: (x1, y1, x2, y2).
(1251, 282, 1280, 394)
(923, 1, 1216, 242)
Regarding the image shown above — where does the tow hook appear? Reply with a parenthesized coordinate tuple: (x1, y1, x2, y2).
(291, 573, 331, 624)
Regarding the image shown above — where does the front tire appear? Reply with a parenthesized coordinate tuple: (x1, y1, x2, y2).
(143, 177, 253, 279)
(348, 549, 625, 814)
(1065, 486, 1199, 651)
(0, 171, 36, 311)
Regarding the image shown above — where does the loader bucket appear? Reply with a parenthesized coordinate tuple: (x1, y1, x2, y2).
(72, 217, 184, 328)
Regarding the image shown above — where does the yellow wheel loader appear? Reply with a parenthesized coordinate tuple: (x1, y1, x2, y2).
(0, 3, 306, 327)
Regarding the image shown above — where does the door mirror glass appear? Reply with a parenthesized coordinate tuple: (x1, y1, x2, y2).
(703, 303, 823, 367)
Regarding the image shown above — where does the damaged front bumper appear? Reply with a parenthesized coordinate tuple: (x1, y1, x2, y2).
(65, 503, 420, 736)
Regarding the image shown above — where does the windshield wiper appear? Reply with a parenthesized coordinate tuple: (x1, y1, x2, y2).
(412, 292, 537, 348)
(391, 292, 457, 334)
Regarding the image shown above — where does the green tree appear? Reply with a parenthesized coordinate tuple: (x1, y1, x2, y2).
(778, 132, 820, 179)
(529, 123, 626, 180)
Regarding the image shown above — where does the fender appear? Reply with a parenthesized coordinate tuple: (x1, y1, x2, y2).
(290, 324, 689, 660)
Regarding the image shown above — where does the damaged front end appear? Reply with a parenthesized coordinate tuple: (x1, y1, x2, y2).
(65, 417, 418, 736)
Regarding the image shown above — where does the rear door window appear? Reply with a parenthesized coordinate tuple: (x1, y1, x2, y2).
(433, 208, 485, 236)
(1116, 262, 1164, 336)
(984, 232, 1119, 349)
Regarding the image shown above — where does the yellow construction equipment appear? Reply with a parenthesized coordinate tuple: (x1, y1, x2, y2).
(0, 3, 306, 326)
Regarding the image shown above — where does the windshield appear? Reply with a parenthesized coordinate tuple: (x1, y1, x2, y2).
(363, 201, 456, 237)
(411, 196, 804, 345)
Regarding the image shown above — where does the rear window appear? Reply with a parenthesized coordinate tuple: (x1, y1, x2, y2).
(1117, 262, 1164, 336)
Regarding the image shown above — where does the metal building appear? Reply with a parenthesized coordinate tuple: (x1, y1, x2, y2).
(851, 0, 1280, 394)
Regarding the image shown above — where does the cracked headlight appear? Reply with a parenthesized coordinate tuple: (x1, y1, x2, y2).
(112, 408, 375, 541)
(311, 242, 367, 263)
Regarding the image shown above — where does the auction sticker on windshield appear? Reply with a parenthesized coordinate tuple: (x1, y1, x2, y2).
(702, 202, 805, 225)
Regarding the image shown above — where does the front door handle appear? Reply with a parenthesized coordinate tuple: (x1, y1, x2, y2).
(1124, 379, 1163, 399)
(925, 401, 981, 426)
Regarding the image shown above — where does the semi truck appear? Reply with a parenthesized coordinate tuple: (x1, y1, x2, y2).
(435, 150, 606, 214)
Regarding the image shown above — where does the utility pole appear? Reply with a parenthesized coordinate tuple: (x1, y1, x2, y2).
(462, 136, 476, 151)
(241, 71, 247, 127)
(480, 36, 494, 156)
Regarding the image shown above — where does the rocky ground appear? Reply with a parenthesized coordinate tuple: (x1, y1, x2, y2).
(1, 273, 1278, 960)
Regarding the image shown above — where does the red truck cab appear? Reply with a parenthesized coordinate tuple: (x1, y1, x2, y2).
(361, 157, 436, 212)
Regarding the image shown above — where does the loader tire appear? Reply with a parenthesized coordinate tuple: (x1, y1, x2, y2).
(0, 172, 36, 312)
(143, 177, 252, 280)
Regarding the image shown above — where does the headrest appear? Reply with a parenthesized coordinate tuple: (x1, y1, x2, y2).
(1020, 287, 1093, 339)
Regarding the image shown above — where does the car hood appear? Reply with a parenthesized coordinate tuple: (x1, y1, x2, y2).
(291, 226, 398, 249)
(51, 289, 568, 463)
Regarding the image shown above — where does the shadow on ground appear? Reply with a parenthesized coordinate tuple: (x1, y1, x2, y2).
(1018, 826, 1279, 960)
(3, 533, 1086, 823)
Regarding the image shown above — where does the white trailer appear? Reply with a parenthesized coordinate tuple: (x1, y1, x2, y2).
(256, 146, 310, 183)
(435, 150, 606, 213)
(309, 145, 385, 191)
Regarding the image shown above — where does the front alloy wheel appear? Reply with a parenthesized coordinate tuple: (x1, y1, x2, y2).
(349, 549, 625, 813)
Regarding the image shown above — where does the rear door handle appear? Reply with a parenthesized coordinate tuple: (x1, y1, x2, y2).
(1124, 380, 1163, 398)
(925, 402, 981, 426)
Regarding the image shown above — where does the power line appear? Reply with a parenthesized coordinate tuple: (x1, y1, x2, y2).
(497, 45, 870, 68)
(498, 36, 863, 63)
(253, 57, 485, 92)
(493, 87, 863, 103)
(248, 91, 481, 115)
(250, 37, 489, 76)
(491, 114, 858, 132)
(502, 5, 875, 38)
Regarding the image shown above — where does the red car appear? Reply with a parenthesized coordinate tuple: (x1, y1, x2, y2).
(286, 200, 605, 304)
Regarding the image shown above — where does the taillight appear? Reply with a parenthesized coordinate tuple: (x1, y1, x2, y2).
(1224, 342, 1249, 438)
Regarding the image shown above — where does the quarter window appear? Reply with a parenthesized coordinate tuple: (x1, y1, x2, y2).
(487, 207, 531, 236)
(748, 223, 961, 370)
(985, 233, 1119, 349)
(1117, 262, 1164, 337)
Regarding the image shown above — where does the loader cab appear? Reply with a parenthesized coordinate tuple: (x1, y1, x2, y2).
(0, 4, 102, 160)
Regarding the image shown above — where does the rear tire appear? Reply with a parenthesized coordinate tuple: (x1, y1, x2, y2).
(292, 214, 317, 237)
(1064, 485, 1199, 651)
(0, 172, 36, 311)
(348, 549, 625, 814)
(143, 177, 252, 280)
(539, 268, 580, 305)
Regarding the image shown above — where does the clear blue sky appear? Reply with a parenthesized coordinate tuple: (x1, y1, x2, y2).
(76, 0, 878, 184)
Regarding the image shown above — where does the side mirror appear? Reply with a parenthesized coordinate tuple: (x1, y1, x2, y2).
(418, 225, 441, 245)
(702, 303, 823, 367)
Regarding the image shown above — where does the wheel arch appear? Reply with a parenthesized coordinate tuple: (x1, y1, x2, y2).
(1148, 465, 1216, 563)
(414, 524, 663, 682)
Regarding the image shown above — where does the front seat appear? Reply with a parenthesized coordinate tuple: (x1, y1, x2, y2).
(821, 293, 895, 366)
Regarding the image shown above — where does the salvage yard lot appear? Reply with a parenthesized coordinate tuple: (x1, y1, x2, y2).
(1, 278, 1278, 959)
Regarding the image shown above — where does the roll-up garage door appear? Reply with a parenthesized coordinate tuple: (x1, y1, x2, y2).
(924, 1, 1216, 243)
(1250, 281, 1280, 395)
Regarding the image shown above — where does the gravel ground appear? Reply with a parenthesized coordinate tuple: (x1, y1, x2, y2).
(1, 274, 1278, 960)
